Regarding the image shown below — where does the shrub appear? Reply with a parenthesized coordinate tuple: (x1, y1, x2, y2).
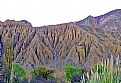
(64, 63, 84, 82)
(11, 63, 26, 83)
(30, 66, 55, 82)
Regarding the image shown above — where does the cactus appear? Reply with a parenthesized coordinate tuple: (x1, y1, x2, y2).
(4, 34, 14, 83)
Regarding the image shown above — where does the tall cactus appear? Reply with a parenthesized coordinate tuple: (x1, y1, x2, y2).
(4, 33, 14, 83)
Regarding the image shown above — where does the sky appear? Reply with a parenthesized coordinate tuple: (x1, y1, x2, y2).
(0, 0, 121, 27)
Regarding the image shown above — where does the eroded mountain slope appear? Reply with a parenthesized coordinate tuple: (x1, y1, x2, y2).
(0, 19, 121, 72)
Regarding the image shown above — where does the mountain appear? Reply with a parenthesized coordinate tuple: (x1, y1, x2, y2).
(0, 9, 121, 73)
(76, 9, 121, 31)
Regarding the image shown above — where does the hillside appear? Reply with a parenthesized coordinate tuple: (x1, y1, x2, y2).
(0, 9, 121, 72)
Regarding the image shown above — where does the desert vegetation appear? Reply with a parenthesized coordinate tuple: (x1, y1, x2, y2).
(3, 54, 121, 83)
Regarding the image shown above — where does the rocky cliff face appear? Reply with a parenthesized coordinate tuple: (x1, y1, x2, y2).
(0, 9, 121, 71)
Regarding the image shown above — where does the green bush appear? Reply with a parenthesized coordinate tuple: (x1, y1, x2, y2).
(12, 63, 26, 78)
(30, 66, 55, 80)
(64, 63, 83, 82)
(11, 63, 26, 83)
